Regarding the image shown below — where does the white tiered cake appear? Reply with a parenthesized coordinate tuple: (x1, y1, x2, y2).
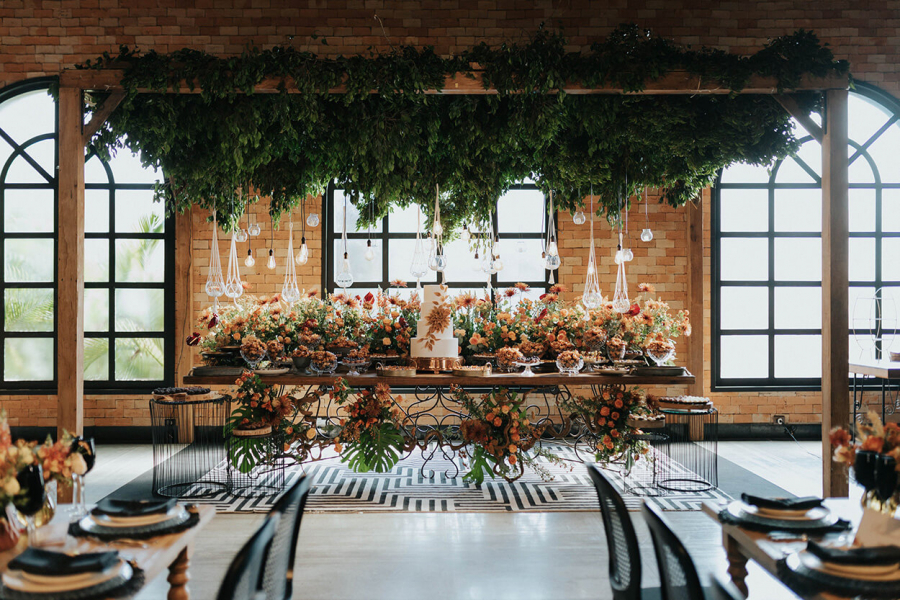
(411, 284, 459, 359)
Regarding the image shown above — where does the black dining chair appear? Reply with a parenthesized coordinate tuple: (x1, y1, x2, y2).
(642, 502, 706, 600)
(217, 514, 280, 600)
(262, 475, 312, 600)
(709, 574, 745, 600)
(588, 464, 661, 600)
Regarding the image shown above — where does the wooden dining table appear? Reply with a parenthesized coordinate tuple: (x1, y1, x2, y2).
(702, 498, 862, 600)
(0, 503, 216, 600)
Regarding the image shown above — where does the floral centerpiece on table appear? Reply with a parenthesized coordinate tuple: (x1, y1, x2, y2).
(329, 379, 408, 473)
(450, 386, 565, 484)
(560, 386, 650, 465)
(830, 412, 900, 512)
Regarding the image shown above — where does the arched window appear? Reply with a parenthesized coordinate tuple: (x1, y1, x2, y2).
(712, 82, 900, 389)
(0, 78, 175, 392)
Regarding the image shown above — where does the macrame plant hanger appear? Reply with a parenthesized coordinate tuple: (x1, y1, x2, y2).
(582, 187, 601, 309)
(612, 182, 631, 313)
(282, 216, 300, 304)
(410, 204, 428, 290)
(205, 210, 225, 314)
(224, 191, 244, 306)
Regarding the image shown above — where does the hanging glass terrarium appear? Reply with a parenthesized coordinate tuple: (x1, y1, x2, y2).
(582, 192, 601, 310)
(427, 184, 446, 277)
(410, 205, 429, 288)
(223, 228, 243, 302)
(335, 194, 354, 288)
(544, 190, 561, 283)
(296, 198, 310, 266)
(205, 212, 226, 309)
(281, 222, 301, 304)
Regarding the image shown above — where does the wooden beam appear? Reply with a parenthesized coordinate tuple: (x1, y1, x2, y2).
(775, 94, 824, 143)
(821, 88, 850, 498)
(59, 69, 850, 95)
(174, 210, 194, 386)
(57, 87, 85, 441)
(82, 91, 125, 146)
(687, 195, 705, 397)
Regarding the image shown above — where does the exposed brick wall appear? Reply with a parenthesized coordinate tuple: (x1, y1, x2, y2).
(2, 0, 898, 428)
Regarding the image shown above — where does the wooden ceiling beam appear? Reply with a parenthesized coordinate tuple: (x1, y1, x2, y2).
(61, 69, 849, 95)
(82, 90, 126, 146)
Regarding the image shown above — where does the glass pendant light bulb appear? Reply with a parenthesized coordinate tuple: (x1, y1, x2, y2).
(306, 213, 320, 228)
(295, 237, 309, 265)
(267, 249, 276, 270)
(245, 248, 255, 267)
(472, 250, 482, 271)
(548, 241, 559, 257)
(614, 247, 624, 265)
(364, 240, 376, 261)
(336, 252, 354, 288)
(234, 228, 248, 243)
(248, 222, 261, 237)
(573, 211, 586, 225)
(641, 228, 654, 242)
(461, 225, 470, 241)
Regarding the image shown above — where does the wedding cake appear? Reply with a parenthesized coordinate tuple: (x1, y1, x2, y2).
(411, 284, 459, 359)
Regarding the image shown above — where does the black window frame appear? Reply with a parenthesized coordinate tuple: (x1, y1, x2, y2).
(323, 182, 553, 294)
(712, 82, 900, 391)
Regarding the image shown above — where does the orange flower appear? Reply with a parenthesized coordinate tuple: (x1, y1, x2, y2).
(600, 406, 610, 416)
(493, 417, 502, 427)
(829, 427, 851, 448)
(861, 436, 885, 453)
(508, 455, 517, 465)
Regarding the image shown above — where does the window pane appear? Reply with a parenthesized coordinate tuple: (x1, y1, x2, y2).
(848, 149, 875, 184)
(793, 139, 822, 177)
(774, 156, 817, 184)
(866, 122, 900, 184)
(498, 189, 544, 233)
(0, 89, 55, 145)
(720, 286, 768, 330)
(720, 238, 768, 281)
(115, 189, 165, 233)
(84, 289, 109, 332)
(849, 93, 893, 143)
(387, 239, 437, 283)
(882, 238, 900, 282)
(84, 337, 109, 381)
(850, 287, 880, 352)
(85, 155, 111, 185)
(4, 189, 53, 233)
(332, 191, 381, 234)
(884, 189, 900, 232)
(332, 239, 382, 284)
(115, 288, 164, 332)
(495, 238, 546, 283)
(774, 238, 821, 281)
(5, 139, 54, 184)
(4, 239, 53, 282)
(4, 338, 53, 381)
(720, 335, 768, 379)
(115, 337, 164, 380)
(85, 239, 109, 282)
(440, 239, 481, 284)
(719, 189, 767, 232)
(4, 288, 53, 332)
(85, 189, 110, 233)
(774, 287, 822, 330)
(115, 239, 164, 282)
(774, 189, 821, 232)
(849, 237, 875, 282)
(105, 147, 163, 184)
(720, 161, 772, 184)
(849, 189, 876, 233)
(387, 204, 421, 233)
(774, 335, 821, 378)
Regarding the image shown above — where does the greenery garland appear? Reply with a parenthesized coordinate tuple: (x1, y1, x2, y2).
(79, 24, 848, 230)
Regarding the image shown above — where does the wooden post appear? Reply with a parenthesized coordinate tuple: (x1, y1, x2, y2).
(821, 89, 850, 497)
(57, 87, 85, 441)
(174, 210, 194, 386)
(687, 195, 705, 398)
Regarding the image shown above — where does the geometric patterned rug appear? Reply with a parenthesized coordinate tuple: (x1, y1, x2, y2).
(183, 443, 735, 514)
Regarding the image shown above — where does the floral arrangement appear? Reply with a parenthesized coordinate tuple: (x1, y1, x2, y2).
(329, 379, 408, 473)
(559, 386, 651, 464)
(195, 284, 690, 365)
(240, 336, 266, 362)
(450, 386, 563, 483)
(830, 412, 900, 508)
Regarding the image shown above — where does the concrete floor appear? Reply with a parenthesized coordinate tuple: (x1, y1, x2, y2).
(83, 441, 824, 600)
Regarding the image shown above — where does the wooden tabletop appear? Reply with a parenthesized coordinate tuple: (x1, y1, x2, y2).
(848, 358, 900, 379)
(701, 499, 860, 600)
(184, 370, 696, 387)
(0, 504, 216, 599)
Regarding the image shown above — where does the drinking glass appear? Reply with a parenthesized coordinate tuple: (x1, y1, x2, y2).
(15, 465, 45, 547)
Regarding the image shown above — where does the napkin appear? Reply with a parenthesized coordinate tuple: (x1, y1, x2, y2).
(8, 548, 119, 576)
(807, 540, 900, 566)
(92, 497, 177, 517)
(741, 493, 823, 511)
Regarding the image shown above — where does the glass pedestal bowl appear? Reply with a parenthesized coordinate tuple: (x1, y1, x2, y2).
(240, 349, 267, 370)
(515, 357, 541, 376)
(645, 339, 676, 367)
(556, 356, 584, 376)
(310, 359, 338, 376)
(342, 358, 371, 376)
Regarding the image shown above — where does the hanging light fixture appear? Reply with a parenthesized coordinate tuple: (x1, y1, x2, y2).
(612, 188, 631, 313)
(223, 193, 243, 302)
(544, 190, 561, 284)
(622, 190, 634, 262)
(245, 247, 255, 267)
(335, 193, 354, 288)
(306, 194, 320, 228)
(410, 204, 428, 289)
(461, 223, 470, 242)
(205, 211, 226, 310)
(582, 189, 601, 309)
(491, 234, 503, 272)
(295, 198, 309, 266)
(247, 187, 261, 236)
(266, 222, 277, 270)
(427, 184, 446, 275)
(281, 221, 301, 304)
(641, 187, 654, 242)
(573, 210, 586, 225)
(364, 199, 376, 261)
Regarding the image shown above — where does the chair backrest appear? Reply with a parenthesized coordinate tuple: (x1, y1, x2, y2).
(587, 464, 642, 600)
(710, 575, 745, 600)
(641, 502, 705, 600)
(217, 515, 280, 600)
(262, 475, 312, 600)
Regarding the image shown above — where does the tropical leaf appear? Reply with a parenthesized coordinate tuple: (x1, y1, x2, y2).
(340, 423, 405, 473)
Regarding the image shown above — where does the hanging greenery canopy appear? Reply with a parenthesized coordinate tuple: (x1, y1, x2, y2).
(79, 24, 848, 231)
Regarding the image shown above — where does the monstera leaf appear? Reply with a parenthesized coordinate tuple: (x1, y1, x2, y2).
(340, 423, 405, 473)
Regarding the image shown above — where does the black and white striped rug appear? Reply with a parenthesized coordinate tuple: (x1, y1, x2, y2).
(182, 444, 735, 513)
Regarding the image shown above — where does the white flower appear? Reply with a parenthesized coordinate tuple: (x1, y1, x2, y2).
(2, 476, 20, 496)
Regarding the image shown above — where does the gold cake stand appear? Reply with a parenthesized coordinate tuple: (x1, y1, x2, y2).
(411, 357, 463, 373)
